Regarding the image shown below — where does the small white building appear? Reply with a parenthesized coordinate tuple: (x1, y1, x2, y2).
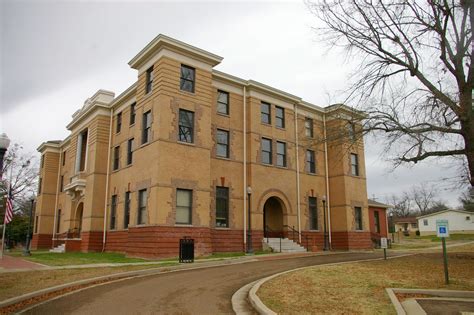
(417, 210, 474, 236)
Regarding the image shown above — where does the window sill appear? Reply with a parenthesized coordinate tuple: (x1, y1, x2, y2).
(275, 165, 288, 169)
(215, 227, 230, 230)
(306, 230, 321, 232)
(179, 89, 196, 97)
(261, 162, 273, 167)
(174, 224, 193, 227)
(215, 155, 230, 160)
(217, 112, 230, 118)
(129, 123, 135, 128)
(306, 172, 318, 176)
(260, 122, 272, 127)
(177, 141, 195, 147)
(275, 126, 286, 131)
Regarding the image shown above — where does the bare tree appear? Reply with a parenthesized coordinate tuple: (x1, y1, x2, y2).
(410, 183, 439, 215)
(307, 1, 474, 187)
(0, 143, 38, 204)
(387, 192, 413, 217)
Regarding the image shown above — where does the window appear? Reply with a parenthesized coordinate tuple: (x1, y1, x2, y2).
(306, 150, 316, 173)
(411, 223, 417, 228)
(142, 110, 152, 144)
(423, 219, 428, 226)
(261, 102, 271, 124)
(146, 66, 154, 94)
(350, 153, 359, 176)
(76, 129, 88, 172)
(355, 207, 363, 230)
(138, 189, 147, 225)
(116, 112, 122, 133)
(124, 191, 131, 228)
(348, 122, 356, 141)
(130, 103, 136, 125)
(309, 197, 318, 230)
(216, 187, 229, 227)
(62, 150, 66, 166)
(216, 129, 229, 158)
(127, 138, 134, 165)
(261, 138, 272, 164)
(176, 189, 192, 224)
(374, 211, 380, 233)
(276, 141, 286, 167)
(305, 118, 313, 138)
(38, 178, 42, 194)
(180, 65, 195, 93)
(275, 106, 285, 128)
(60, 175, 64, 192)
(217, 90, 229, 115)
(110, 195, 117, 230)
(179, 109, 194, 143)
(113, 146, 120, 170)
(56, 209, 61, 234)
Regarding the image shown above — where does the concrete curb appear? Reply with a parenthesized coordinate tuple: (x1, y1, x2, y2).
(245, 254, 413, 315)
(386, 287, 474, 315)
(0, 257, 257, 310)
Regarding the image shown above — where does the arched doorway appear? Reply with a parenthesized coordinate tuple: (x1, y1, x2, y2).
(263, 197, 284, 237)
(74, 202, 84, 236)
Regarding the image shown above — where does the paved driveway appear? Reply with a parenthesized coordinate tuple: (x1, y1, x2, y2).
(24, 252, 391, 314)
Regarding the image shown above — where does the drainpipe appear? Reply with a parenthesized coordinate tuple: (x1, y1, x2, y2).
(243, 85, 247, 249)
(323, 112, 332, 248)
(102, 108, 114, 252)
(52, 149, 62, 246)
(294, 104, 301, 243)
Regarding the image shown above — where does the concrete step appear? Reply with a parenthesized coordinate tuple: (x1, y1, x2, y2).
(263, 237, 307, 253)
(49, 244, 66, 253)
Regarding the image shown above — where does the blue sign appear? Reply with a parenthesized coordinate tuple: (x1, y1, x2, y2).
(436, 220, 449, 238)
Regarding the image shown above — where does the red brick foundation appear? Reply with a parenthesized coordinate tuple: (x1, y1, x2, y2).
(65, 239, 82, 252)
(331, 231, 372, 250)
(31, 234, 53, 249)
(301, 231, 324, 251)
(81, 231, 104, 252)
(211, 229, 244, 252)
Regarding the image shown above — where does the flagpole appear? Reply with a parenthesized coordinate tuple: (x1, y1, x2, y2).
(1, 160, 13, 259)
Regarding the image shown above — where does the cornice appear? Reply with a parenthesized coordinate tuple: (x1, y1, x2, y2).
(128, 34, 223, 70)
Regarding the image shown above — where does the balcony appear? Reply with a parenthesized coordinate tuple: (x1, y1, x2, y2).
(64, 173, 86, 200)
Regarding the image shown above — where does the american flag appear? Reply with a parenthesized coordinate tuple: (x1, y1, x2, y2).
(4, 188, 13, 225)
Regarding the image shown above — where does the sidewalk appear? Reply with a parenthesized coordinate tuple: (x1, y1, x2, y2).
(0, 250, 339, 273)
(0, 255, 47, 272)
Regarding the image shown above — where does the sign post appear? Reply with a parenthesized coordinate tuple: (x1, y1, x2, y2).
(380, 237, 388, 260)
(436, 220, 449, 285)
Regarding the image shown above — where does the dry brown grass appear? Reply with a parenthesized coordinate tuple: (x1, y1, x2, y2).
(0, 264, 172, 301)
(258, 250, 474, 314)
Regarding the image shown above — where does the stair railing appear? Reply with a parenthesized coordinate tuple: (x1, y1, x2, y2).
(283, 225, 309, 251)
(265, 225, 282, 252)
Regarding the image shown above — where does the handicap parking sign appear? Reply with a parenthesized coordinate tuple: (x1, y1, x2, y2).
(436, 220, 449, 238)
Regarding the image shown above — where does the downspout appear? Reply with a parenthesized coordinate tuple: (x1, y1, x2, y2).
(323, 113, 332, 248)
(243, 85, 247, 249)
(294, 104, 301, 243)
(52, 149, 62, 246)
(102, 108, 114, 252)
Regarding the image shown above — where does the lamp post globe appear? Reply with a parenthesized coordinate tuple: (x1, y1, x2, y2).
(0, 133, 11, 180)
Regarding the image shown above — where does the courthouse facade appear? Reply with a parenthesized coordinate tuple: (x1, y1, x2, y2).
(32, 35, 372, 257)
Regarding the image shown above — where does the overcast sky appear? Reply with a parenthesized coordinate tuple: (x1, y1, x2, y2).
(0, 0, 465, 206)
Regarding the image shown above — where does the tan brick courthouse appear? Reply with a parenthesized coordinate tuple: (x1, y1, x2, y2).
(33, 35, 372, 257)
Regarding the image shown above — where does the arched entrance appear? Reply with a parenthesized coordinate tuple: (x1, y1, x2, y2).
(74, 202, 84, 236)
(263, 197, 284, 237)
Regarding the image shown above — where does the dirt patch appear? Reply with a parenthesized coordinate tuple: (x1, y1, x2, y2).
(258, 252, 474, 314)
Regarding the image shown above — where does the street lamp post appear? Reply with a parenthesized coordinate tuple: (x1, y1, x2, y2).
(23, 198, 35, 256)
(389, 212, 395, 243)
(322, 195, 329, 251)
(246, 186, 253, 254)
(0, 133, 11, 180)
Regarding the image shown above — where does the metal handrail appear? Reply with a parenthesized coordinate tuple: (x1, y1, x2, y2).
(264, 225, 282, 252)
(283, 225, 309, 251)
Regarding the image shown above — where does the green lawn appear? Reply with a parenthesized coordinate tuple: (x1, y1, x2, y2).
(390, 233, 474, 250)
(9, 251, 147, 266)
(8, 249, 272, 266)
